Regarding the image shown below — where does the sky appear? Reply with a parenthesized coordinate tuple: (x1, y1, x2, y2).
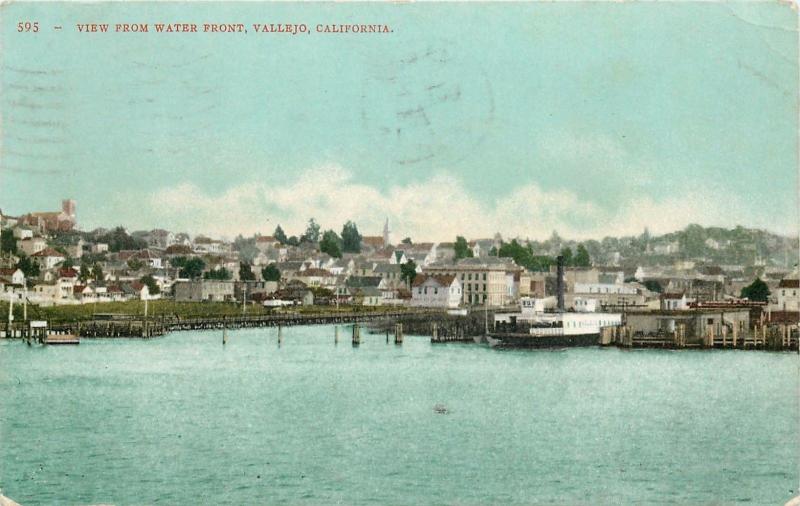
(1, 1, 798, 242)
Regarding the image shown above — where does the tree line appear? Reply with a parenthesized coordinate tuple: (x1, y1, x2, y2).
(271, 219, 363, 258)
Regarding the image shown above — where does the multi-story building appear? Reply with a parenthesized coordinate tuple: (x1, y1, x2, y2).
(424, 257, 518, 306)
(174, 280, 234, 302)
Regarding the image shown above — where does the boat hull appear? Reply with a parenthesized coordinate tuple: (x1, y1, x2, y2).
(486, 332, 599, 349)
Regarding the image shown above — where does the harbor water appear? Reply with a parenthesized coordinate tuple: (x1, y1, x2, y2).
(1, 325, 798, 505)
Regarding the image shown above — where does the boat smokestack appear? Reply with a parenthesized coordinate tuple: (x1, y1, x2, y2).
(556, 255, 565, 311)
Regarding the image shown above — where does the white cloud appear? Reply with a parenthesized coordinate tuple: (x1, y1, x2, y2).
(143, 165, 791, 241)
(536, 131, 654, 186)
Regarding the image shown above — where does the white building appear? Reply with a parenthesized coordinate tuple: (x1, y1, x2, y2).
(193, 237, 231, 255)
(660, 293, 690, 310)
(424, 257, 517, 306)
(12, 228, 33, 240)
(31, 248, 66, 270)
(410, 274, 462, 309)
(18, 237, 47, 256)
(773, 278, 799, 312)
(0, 268, 25, 286)
(653, 241, 680, 255)
(174, 280, 234, 302)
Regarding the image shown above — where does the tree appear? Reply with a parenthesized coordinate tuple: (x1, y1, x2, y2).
(274, 225, 288, 245)
(498, 240, 531, 266)
(454, 236, 473, 260)
(262, 263, 281, 282)
(1, 229, 16, 254)
(127, 258, 145, 271)
(679, 224, 706, 258)
(574, 244, 591, 267)
(497, 240, 554, 272)
(62, 257, 75, 269)
(233, 235, 259, 263)
(400, 260, 417, 287)
(341, 221, 362, 253)
(286, 236, 300, 247)
(401, 237, 412, 245)
(239, 262, 256, 281)
(140, 274, 161, 295)
(559, 247, 574, 267)
(301, 218, 321, 244)
(204, 268, 232, 280)
(741, 278, 769, 302)
(97, 226, 146, 252)
(91, 263, 104, 281)
(79, 262, 91, 282)
(320, 230, 343, 258)
(643, 280, 662, 293)
(528, 255, 554, 272)
(179, 257, 205, 279)
(16, 254, 39, 279)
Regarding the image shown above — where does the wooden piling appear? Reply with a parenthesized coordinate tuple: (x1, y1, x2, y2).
(394, 323, 403, 345)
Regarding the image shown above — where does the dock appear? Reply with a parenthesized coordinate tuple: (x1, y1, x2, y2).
(6, 309, 445, 340)
(45, 333, 80, 345)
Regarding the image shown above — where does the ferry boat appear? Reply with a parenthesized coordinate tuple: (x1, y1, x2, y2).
(487, 297, 622, 348)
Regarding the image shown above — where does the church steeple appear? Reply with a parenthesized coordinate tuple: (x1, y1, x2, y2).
(382, 218, 390, 247)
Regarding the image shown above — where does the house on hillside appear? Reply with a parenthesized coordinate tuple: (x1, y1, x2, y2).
(31, 248, 66, 270)
(18, 236, 47, 256)
(0, 268, 25, 286)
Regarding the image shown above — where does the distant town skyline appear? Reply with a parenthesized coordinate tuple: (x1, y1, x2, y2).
(1, 2, 797, 241)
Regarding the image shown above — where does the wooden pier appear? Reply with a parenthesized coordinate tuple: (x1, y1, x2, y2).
(608, 323, 799, 351)
(1, 309, 444, 341)
(4, 306, 798, 353)
(429, 321, 474, 343)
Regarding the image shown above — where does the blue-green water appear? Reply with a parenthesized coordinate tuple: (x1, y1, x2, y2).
(1, 326, 798, 505)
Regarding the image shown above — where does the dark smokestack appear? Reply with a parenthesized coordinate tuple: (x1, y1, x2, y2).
(556, 255, 565, 311)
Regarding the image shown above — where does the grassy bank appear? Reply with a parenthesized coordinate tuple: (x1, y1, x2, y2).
(0, 300, 413, 325)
